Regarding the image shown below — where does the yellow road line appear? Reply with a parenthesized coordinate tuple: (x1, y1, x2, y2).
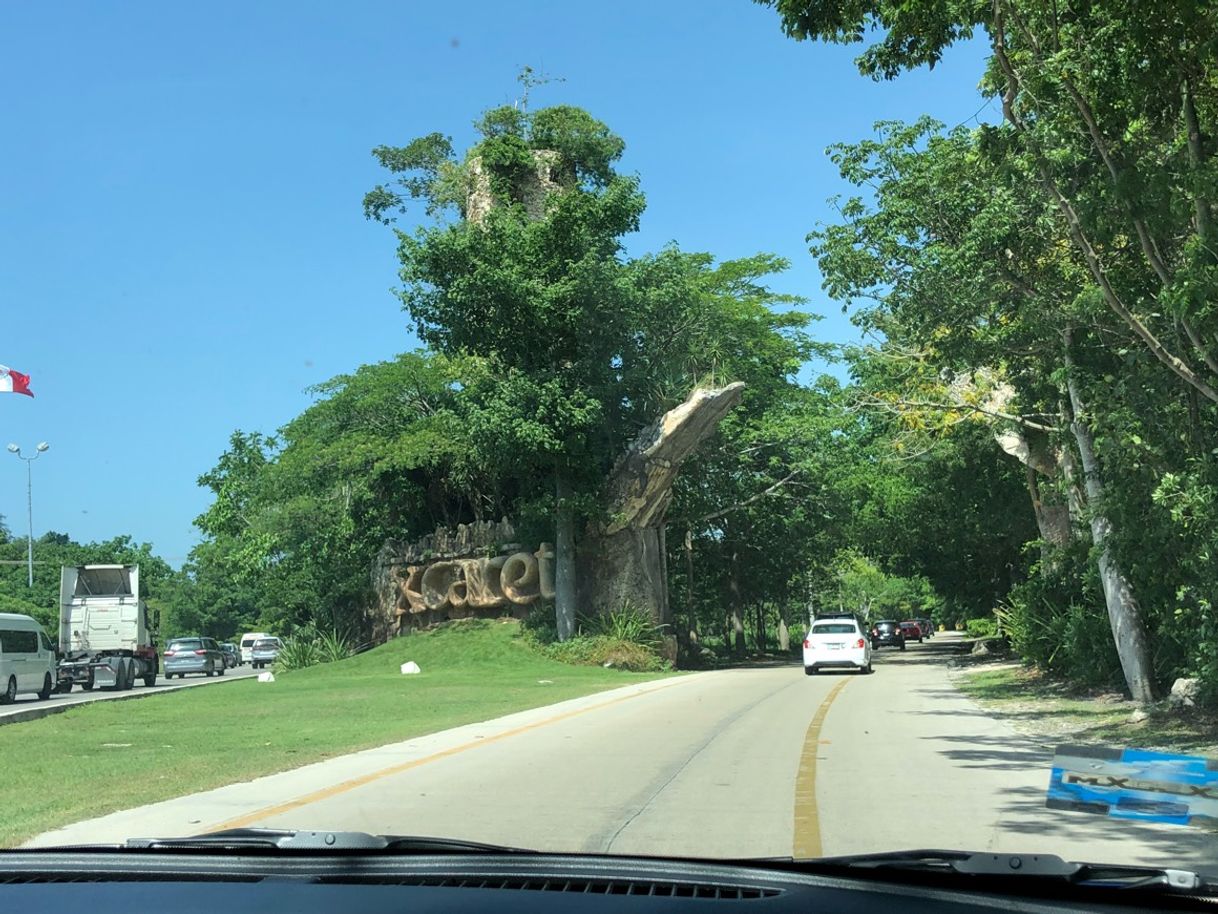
(792, 677, 851, 858)
(209, 677, 688, 833)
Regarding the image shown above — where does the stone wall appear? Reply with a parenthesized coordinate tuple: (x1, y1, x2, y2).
(370, 518, 555, 637)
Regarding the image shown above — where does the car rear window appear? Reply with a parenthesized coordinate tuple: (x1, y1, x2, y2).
(253, 639, 279, 649)
(812, 623, 857, 634)
(169, 638, 202, 650)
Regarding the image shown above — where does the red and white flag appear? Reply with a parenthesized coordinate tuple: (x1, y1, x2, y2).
(0, 365, 34, 398)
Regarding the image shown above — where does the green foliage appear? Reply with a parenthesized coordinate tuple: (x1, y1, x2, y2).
(965, 618, 997, 639)
(275, 636, 321, 673)
(316, 629, 355, 664)
(579, 605, 663, 649)
(541, 637, 665, 673)
(995, 551, 1123, 689)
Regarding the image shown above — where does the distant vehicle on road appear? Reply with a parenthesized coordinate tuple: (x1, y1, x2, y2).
(899, 621, 924, 644)
(0, 613, 57, 702)
(57, 565, 159, 692)
(251, 637, 282, 669)
(163, 637, 226, 679)
(220, 643, 240, 668)
(869, 620, 906, 651)
(803, 619, 872, 676)
(916, 618, 935, 639)
(239, 632, 273, 664)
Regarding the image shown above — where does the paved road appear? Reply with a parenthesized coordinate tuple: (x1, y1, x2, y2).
(28, 636, 1218, 871)
(0, 664, 262, 723)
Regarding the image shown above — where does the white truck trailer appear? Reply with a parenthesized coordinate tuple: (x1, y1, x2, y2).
(57, 564, 159, 692)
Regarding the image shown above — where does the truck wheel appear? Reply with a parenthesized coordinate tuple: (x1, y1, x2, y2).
(38, 673, 52, 701)
(125, 661, 137, 690)
(143, 668, 157, 688)
(55, 680, 72, 694)
(1, 677, 15, 704)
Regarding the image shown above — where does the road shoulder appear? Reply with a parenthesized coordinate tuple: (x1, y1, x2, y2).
(814, 638, 1218, 871)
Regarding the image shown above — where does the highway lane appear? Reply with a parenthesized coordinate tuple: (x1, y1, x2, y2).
(0, 664, 262, 723)
(28, 637, 1218, 873)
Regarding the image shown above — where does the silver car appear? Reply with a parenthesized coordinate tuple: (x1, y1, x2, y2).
(163, 637, 226, 679)
(250, 637, 281, 669)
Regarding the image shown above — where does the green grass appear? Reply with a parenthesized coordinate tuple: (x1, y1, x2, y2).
(2, 619, 674, 848)
(958, 666, 1218, 753)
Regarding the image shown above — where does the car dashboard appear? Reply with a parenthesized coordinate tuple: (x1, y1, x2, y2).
(0, 850, 1208, 914)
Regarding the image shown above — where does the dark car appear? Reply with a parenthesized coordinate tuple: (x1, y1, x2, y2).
(220, 643, 240, 668)
(869, 620, 906, 650)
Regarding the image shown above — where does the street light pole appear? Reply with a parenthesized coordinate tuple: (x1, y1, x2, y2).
(7, 442, 49, 587)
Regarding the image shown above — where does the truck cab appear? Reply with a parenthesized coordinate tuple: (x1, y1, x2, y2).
(58, 565, 158, 691)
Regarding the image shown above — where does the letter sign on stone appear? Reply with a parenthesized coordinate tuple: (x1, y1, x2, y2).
(501, 552, 540, 605)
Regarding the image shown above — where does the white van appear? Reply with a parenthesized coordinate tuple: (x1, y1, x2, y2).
(239, 631, 272, 664)
(0, 613, 58, 702)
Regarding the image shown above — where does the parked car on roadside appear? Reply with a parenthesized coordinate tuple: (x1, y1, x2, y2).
(220, 643, 240, 668)
(869, 620, 906, 651)
(916, 618, 935, 639)
(899, 621, 923, 644)
(251, 637, 282, 669)
(163, 637, 226, 679)
(802, 619, 872, 676)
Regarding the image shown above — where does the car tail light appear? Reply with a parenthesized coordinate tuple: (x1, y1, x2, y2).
(856, 638, 865, 649)
(802, 639, 810, 649)
(194, 649, 208, 655)
(163, 650, 175, 657)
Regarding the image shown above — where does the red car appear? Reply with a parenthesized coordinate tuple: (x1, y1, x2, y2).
(899, 621, 923, 643)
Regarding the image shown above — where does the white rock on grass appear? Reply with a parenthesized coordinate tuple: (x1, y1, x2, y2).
(257, 672, 275, 683)
(1169, 677, 1201, 708)
(400, 661, 421, 675)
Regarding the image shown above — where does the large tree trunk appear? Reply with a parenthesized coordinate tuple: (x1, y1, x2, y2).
(580, 383, 745, 624)
(554, 472, 577, 641)
(995, 426, 1073, 559)
(1063, 337, 1156, 704)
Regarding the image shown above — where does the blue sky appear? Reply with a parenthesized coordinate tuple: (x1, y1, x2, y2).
(0, 1, 993, 565)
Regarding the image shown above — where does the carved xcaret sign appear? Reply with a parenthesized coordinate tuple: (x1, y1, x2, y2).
(396, 544, 556, 615)
(372, 520, 556, 633)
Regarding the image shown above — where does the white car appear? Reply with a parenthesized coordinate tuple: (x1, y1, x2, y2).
(239, 631, 273, 664)
(0, 613, 58, 702)
(802, 618, 873, 676)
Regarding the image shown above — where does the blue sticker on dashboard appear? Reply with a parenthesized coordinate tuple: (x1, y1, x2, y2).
(1047, 745, 1218, 826)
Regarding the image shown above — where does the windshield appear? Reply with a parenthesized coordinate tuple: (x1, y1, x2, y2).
(811, 624, 857, 635)
(2, 0, 1215, 883)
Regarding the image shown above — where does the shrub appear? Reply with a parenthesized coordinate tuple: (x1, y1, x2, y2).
(996, 558, 1123, 690)
(580, 604, 663, 648)
(316, 629, 354, 664)
(543, 636, 664, 672)
(274, 626, 353, 671)
(965, 618, 998, 638)
(275, 637, 321, 672)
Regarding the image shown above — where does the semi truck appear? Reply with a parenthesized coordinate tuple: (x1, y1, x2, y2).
(57, 564, 159, 692)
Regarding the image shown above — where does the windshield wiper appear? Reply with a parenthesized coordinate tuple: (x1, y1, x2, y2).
(125, 828, 531, 854)
(796, 849, 1213, 896)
